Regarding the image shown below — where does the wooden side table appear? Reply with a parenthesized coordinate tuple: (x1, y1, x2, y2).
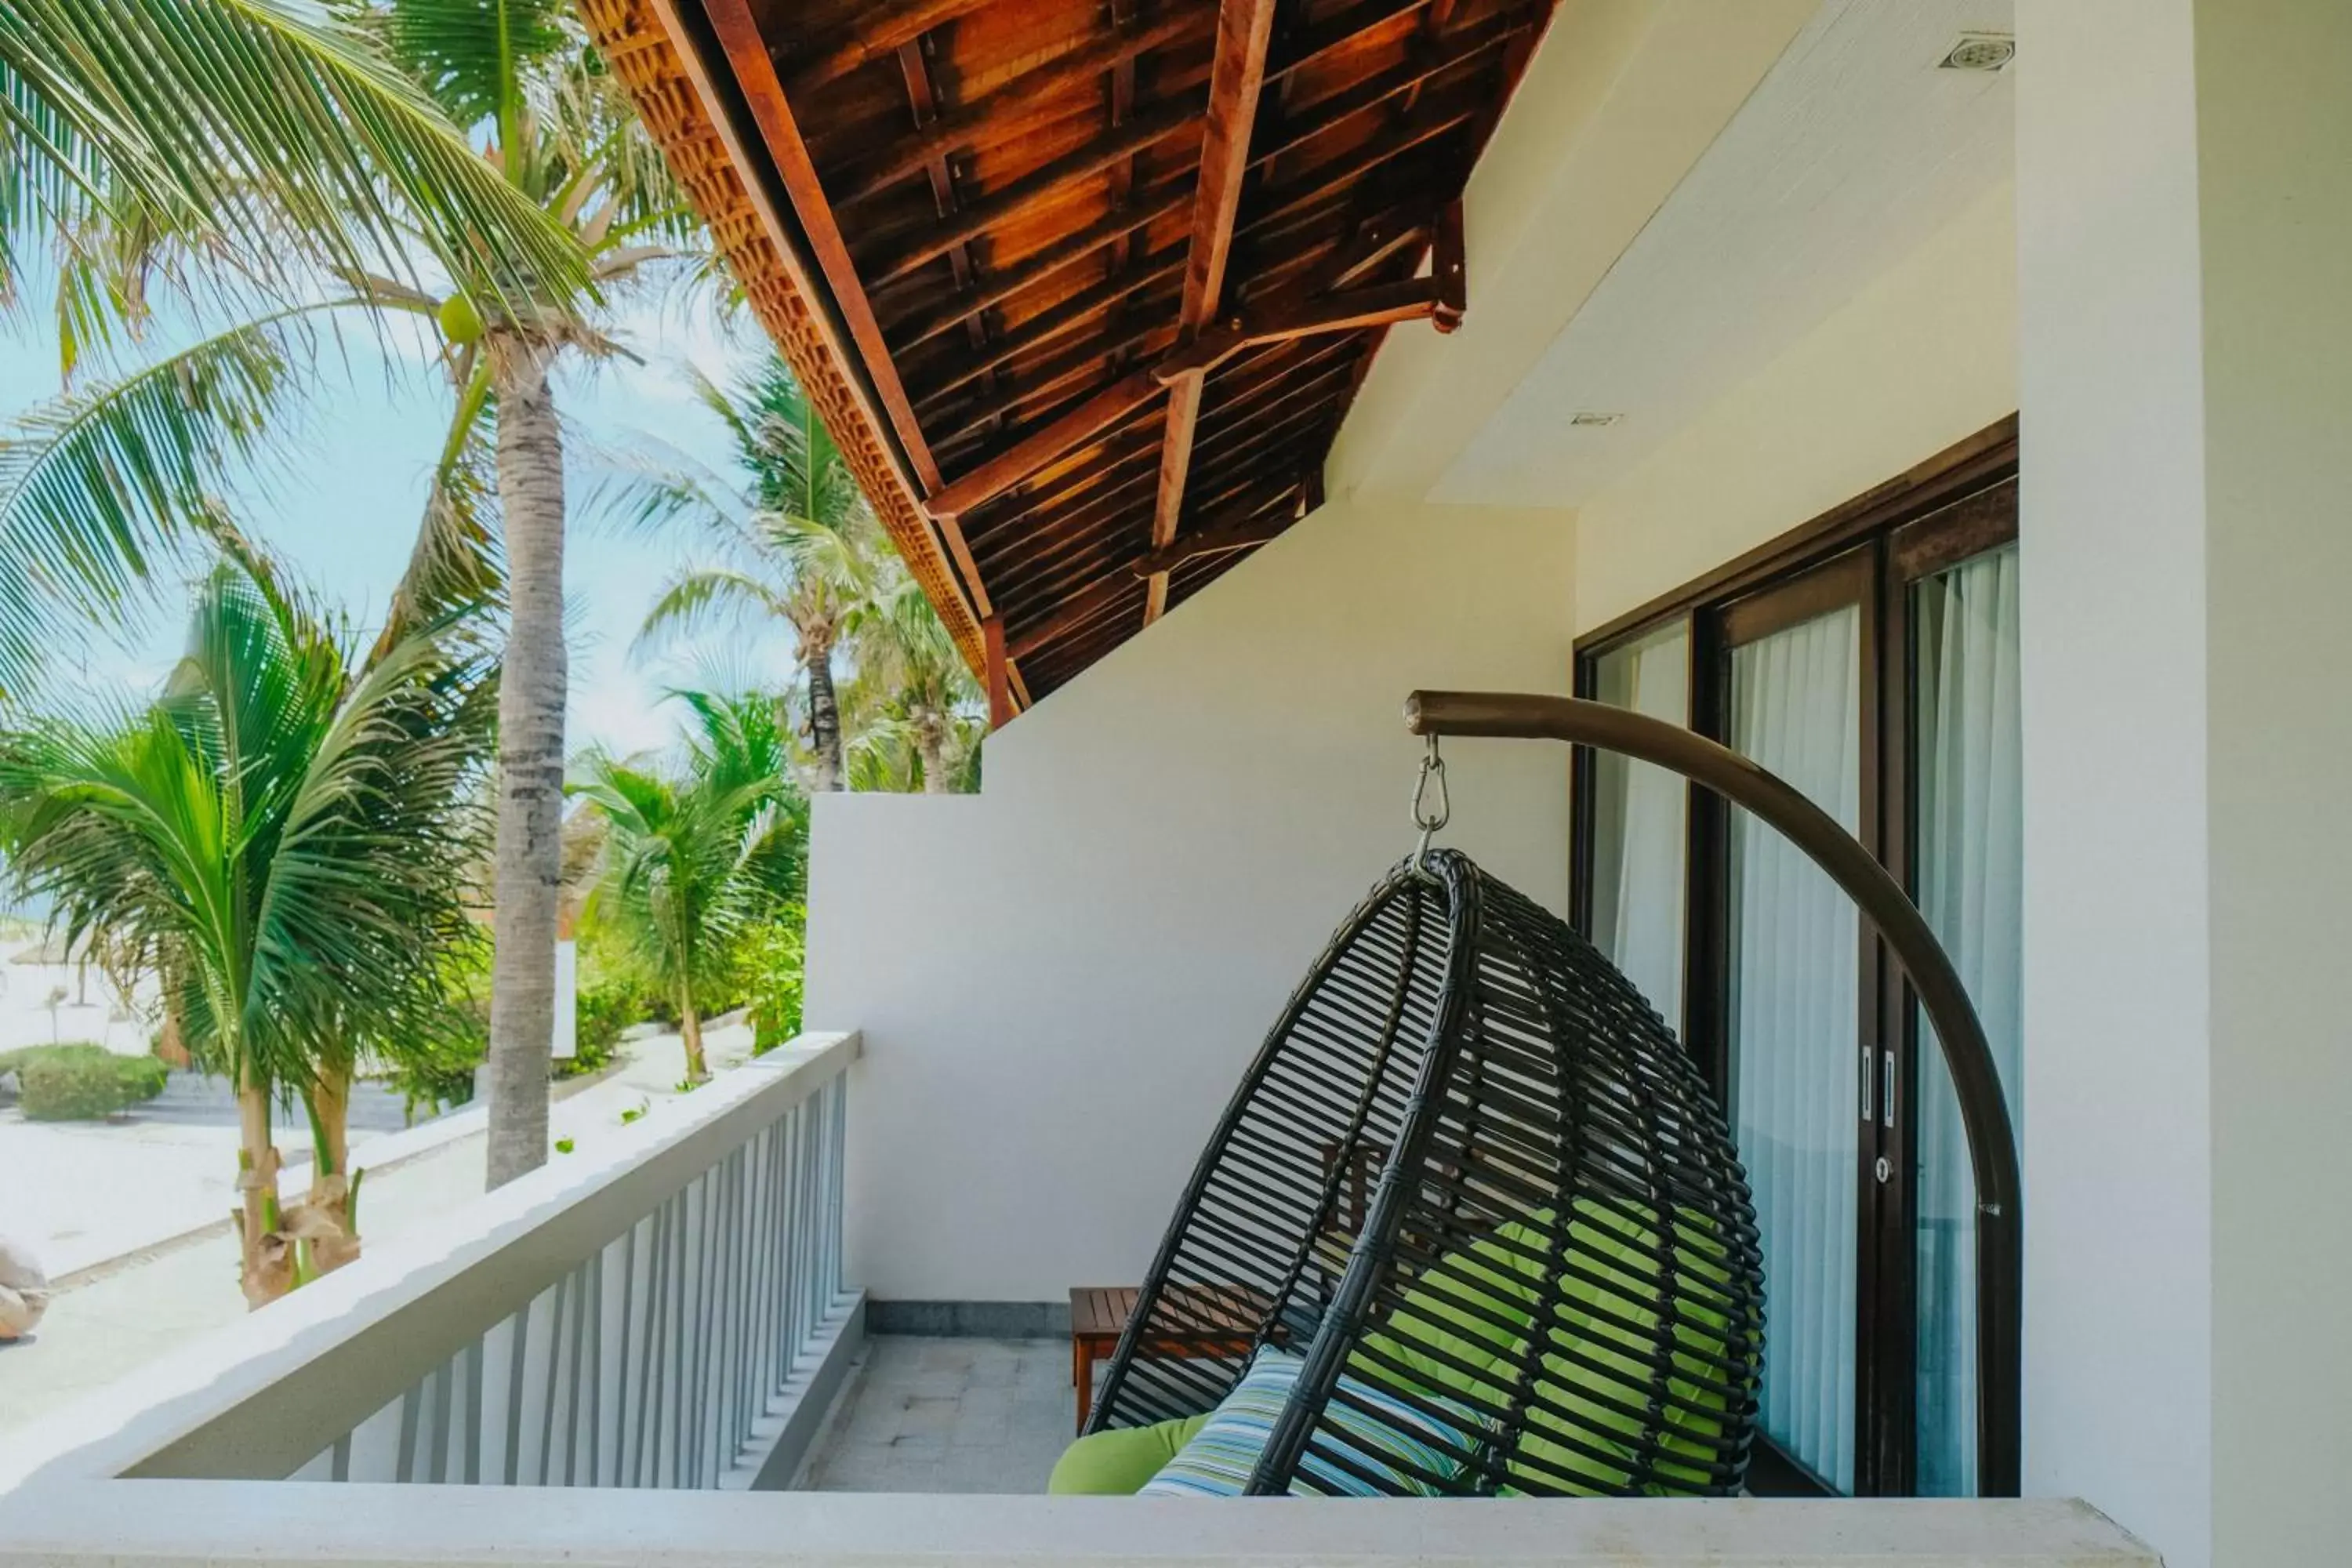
(1067, 1284, 1263, 1435)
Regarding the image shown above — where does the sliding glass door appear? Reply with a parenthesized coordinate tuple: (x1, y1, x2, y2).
(1907, 542, 2022, 1497)
(1584, 623, 1690, 1022)
(1573, 439, 2021, 1497)
(1719, 559, 1869, 1494)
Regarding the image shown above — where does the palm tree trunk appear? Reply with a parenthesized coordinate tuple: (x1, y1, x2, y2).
(916, 713, 951, 795)
(485, 334, 568, 1189)
(297, 1068, 362, 1276)
(234, 1074, 292, 1308)
(803, 630, 844, 793)
(679, 991, 707, 1083)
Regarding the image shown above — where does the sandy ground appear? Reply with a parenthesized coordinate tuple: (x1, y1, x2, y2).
(1, 1115, 401, 1278)
(0, 1022, 755, 1444)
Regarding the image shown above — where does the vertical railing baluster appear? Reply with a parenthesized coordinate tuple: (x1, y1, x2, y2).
(256, 1044, 851, 1497)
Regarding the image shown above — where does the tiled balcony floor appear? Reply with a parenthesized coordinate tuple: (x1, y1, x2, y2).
(796, 1338, 1076, 1493)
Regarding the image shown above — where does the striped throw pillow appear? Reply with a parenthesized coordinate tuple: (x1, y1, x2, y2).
(1137, 1346, 1476, 1497)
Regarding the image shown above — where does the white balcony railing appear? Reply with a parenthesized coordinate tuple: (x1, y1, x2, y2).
(0, 1025, 2160, 1568)
(3, 1032, 863, 1495)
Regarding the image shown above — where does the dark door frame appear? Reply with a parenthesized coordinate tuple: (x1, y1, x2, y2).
(1569, 417, 2019, 1497)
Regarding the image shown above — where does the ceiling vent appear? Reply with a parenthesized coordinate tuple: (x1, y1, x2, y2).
(1939, 32, 2016, 71)
(1569, 412, 1623, 428)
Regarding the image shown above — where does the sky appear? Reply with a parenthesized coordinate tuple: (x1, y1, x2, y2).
(1, 283, 797, 761)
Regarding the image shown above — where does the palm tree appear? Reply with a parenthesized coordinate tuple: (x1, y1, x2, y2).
(575, 690, 800, 1083)
(613, 357, 880, 795)
(0, 548, 495, 1305)
(365, 1, 702, 1189)
(0, 0, 587, 700)
(846, 575, 984, 795)
(3, 1, 703, 1191)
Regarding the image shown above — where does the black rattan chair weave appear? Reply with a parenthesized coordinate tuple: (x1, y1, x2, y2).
(1085, 849, 1765, 1497)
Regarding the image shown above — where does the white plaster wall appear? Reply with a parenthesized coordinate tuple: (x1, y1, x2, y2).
(807, 499, 1574, 1303)
(2192, 3, 2352, 1563)
(1571, 178, 2019, 633)
(2014, 5, 2213, 1562)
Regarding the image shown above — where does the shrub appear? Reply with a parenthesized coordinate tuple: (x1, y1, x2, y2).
(737, 908, 807, 1055)
(565, 960, 651, 1078)
(10, 1044, 169, 1120)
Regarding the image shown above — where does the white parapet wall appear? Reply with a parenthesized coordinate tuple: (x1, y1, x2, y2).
(807, 496, 1577, 1306)
(0, 1036, 862, 1497)
(0, 1483, 2158, 1567)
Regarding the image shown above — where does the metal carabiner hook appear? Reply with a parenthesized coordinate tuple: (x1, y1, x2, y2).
(1410, 734, 1449, 876)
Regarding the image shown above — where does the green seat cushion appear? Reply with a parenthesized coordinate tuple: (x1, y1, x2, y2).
(1047, 1414, 1209, 1494)
(1351, 1199, 1745, 1495)
(1136, 1346, 1479, 1497)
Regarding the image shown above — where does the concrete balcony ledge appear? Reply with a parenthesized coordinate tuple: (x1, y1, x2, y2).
(0, 1482, 2154, 1567)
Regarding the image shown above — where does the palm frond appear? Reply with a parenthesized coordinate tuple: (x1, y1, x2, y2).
(632, 566, 789, 657)
(0, 300, 354, 699)
(376, 356, 499, 656)
(1, 0, 588, 309)
(376, 0, 567, 151)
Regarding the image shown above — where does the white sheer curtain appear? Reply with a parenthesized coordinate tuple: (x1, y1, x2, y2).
(1911, 545, 2023, 1497)
(1729, 604, 1861, 1494)
(1588, 626, 1689, 1023)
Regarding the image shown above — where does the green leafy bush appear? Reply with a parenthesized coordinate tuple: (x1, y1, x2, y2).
(370, 938, 490, 1120)
(5, 1044, 169, 1120)
(566, 967, 642, 1078)
(736, 909, 807, 1055)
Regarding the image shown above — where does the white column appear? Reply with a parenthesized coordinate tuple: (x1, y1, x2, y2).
(2194, 5, 2352, 1565)
(2016, 4, 2352, 1565)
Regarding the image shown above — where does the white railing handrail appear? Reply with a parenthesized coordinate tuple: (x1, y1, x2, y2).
(0, 1033, 858, 1491)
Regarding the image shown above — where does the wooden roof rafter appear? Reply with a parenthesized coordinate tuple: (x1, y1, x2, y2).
(1143, 0, 1280, 628)
(590, 0, 1558, 707)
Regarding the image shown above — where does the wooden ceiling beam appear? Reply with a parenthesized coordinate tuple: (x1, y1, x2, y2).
(1151, 276, 1439, 379)
(1007, 574, 1140, 660)
(1185, 429, 1329, 514)
(1145, 0, 1281, 626)
(1196, 397, 1341, 477)
(1249, 12, 1525, 172)
(1238, 95, 1480, 239)
(987, 480, 1162, 587)
(864, 93, 1207, 288)
(1197, 351, 1359, 434)
(928, 317, 1175, 444)
(946, 273, 1410, 444)
(782, 0, 996, 98)
(837, 9, 1213, 208)
(973, 427, 1167, 534)
(1131, 497, 1300, 576)
(912, 245, 1186, 407)
(926, 270, 1412, 520)
(887, 184, 1194, 350)
(1271, 0, 1432, 83)
(927, 366, 1167, 521)
(996, 518, 1154, 601)
(893, 32, 1025, 703)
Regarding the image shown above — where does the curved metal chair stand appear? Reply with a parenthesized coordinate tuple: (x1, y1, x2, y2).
(1083, 691, 2020, 1501)
(1399, 691, 2020, 1497)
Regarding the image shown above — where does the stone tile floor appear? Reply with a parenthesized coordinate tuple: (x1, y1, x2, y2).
(795, 1337, 1076, 1493)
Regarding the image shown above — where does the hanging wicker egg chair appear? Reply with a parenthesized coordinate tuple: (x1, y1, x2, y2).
(1080, 691, 2024, 1500)
(1085, 847, 1766, 1497)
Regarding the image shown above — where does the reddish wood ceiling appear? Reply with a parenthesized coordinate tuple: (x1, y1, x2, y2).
(676, 0, 1557, 703)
